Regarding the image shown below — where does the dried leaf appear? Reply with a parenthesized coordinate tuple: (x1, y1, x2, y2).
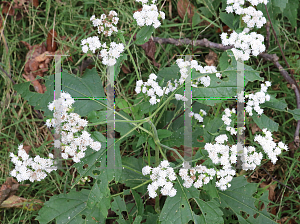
(260, 181, 277, 201)
(205, 49, 218, 66)
(121, 64, 131, 74)
(0, 177, 20, 205)
(46, 29, 57, 52)
(2, 2, 15, 16)
(177, 0, 197, 23)
(0, 195, 43, 211)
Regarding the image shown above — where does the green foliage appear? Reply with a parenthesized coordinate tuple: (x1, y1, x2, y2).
(13, 68, 106, 117)
(218, 176, 276, 223)
(135, 25, 155, 45)
(36, 188, 107, 224)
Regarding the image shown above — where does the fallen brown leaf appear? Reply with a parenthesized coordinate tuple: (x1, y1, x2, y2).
(0, 195, 43, 211)
(46, 29, 58, 52)
(177, 0, 196, 23)
(205, 50, 218, 66)
(121, 64, 131, 74)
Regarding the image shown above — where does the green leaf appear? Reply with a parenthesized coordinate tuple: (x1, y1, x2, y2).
(116, 98, 132, 114)
(87, 110, 108, 123)
(71, 141, 122, 188)
(119, 157, 149, 194)
(114, 53, 128, 78)
(135, 25, 155, 45)
(133, 215, 143, 224)
(203, 117, 224, 143)
(218, 176, 276, 223)
(284, 0, 299, 28)
(157, 129, 173, 140)
(144, 213, 159, 224)
(193, 198, 224, 224)
(289, 108, 300, 120)
(219, 12, 235, 30)
(90, 131, 106, 143)
(87, 182, 111, 218)
(131, 189, 144, 216)
(159, 177, 200, 224)
(115, 111, 138, 137)
(14, 68, 106, 117)
(219, 51, 230, 71)
(192, 10, 202, 25)
(260, 95, 287, 111)
(156, 64, 180, 85)
(36, 189, 106, 224)
(111, 196, 128, 224)
(273, 0, 288, 11)
(252, 111, 279, 132)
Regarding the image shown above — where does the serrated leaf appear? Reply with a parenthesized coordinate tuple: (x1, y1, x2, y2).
(135, 26, 155, 45)
(252, 111, 279, 132)
(87, 182, 111, 218)
(193, 198, 224, 224)
(13, 68, 106, 117)
(87, 110, 108, 123)
(115, 111, 138, 137)
(71, 141, 122, 188)
(131, 189, 144, 216)
(36, 189, 106, 224)
(156, 64, 180, 85)
(159, 177, 200, 224)
(218, 176, 276, 223)
(119, 157, 149, 194)
(289, 108, 300, 120)
(157, 129, 173, 140)
(283, 1, 299, 28)
(90, 131, 106, 142)
(116, 98, 132, 114)
(111, 196, 128, 223)
(219, 12, 235, 30)
(273, 0, 288, 11)
(219, 51, 230, 71)
(260, 95, 287, 111)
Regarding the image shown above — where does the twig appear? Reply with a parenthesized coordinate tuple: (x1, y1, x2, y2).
(162, 101, 196, 129)
(261, 167, 300, 195)
(265, 21, 270, 51)
(264, 4, 300, 150)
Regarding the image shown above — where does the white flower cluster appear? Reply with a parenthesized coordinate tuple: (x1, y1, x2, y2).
(189, 109, 207, 123)
(179, 164, 216, 189)
(221, 31, 266, 61)
(222, 108, 238, 135)
(204, 135, 237, 190)
(10, 144, 56, 182)
(239, 146, 263, 170)
(176, 59, 216, 87)
(226, 0, 267, 29)
(133, 0, 165, 29)
(244, 81, 271, 116)
(81, 11, 124, 66)
(254, 128, 288, 164)
(90, 10, 119, 37)
(142, 160, 177, 198)
(135, 73, 187, 105)
(46, 92, 102, 163)
(81, 38, 125, 66)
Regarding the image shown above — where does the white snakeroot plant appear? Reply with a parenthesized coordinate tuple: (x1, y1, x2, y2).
(46, 92, 102, 163)
(221, 0, 268, 61)
(142, 160, 177, 198)
(133, 0, 165, 28)
(81, 11, 125, 66)
(10, 144, 56, 182)
(189, 109, 207, 123)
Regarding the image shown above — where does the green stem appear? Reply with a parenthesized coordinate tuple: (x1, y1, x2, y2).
(87, 118, 149, 126)
(111, 179, 152, 198)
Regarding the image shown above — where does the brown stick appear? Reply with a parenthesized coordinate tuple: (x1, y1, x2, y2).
(264, 5, 300, 150)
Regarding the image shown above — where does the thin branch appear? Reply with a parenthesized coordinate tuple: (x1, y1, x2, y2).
(264, 4, 300, 150)
(261, 167, 300, 195)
